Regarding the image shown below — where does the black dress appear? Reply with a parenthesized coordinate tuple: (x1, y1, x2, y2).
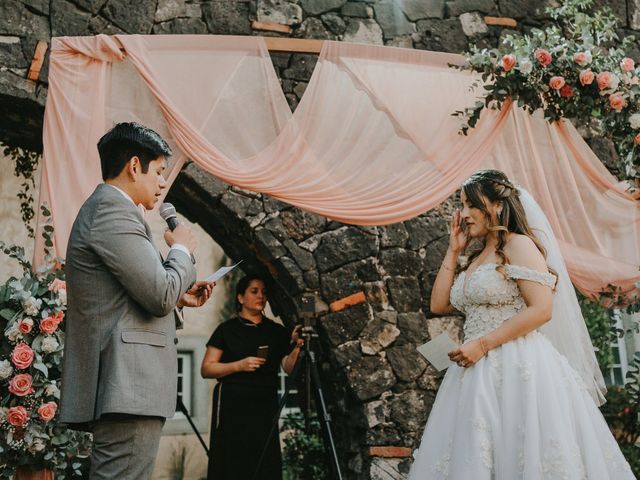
(206, 316, 292, 480)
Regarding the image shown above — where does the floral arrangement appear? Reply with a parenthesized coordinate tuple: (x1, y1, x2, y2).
(454, 0, 640, 181)
(0, 207, 90, 479)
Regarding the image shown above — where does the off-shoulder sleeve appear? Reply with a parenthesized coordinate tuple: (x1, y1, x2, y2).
(504, 264, 557, 288)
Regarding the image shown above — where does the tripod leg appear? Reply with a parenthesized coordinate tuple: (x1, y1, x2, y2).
(307, 351, 344, 480)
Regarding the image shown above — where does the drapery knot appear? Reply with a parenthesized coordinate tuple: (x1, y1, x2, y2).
(52, 34, 124, 63)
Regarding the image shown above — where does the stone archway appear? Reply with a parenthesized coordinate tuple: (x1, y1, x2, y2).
(167, 161, 464, 479)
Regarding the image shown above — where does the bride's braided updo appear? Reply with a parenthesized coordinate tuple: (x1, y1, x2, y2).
(461, 170, 551, 274)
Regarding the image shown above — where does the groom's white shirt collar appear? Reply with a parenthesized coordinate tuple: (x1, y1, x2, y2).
(106, 183, 136, 206)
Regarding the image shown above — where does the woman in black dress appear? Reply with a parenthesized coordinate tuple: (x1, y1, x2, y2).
(201, 274, 302, 480)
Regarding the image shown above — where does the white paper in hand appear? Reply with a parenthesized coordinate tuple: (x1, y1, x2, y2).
(205, 261, 243, 283)
(416, 333, 458, 372)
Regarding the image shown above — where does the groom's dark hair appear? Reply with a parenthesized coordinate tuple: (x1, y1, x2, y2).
(98, 122, 172, 181)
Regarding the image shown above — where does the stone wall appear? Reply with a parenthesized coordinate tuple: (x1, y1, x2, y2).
(0, 1, 636, 478)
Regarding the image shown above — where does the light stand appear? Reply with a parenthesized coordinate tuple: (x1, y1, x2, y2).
(176, 396, 209, 455)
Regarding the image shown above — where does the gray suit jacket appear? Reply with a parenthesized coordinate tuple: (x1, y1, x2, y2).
(59, 184, 196, 425)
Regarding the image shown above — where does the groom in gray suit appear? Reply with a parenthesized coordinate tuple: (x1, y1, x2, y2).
(60, 122, 214, 479)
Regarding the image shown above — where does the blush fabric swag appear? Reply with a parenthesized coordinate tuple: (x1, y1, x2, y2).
(38, 34, 639, 299)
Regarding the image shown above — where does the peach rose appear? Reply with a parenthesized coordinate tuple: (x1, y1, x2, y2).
(40, 316, 59, 335)
(534, 49, 552, 66)
(11, 343, 34, 370)
(597, 71, 619, 90)
(37, 402, 57, 422)
(620, 57, 635, 72)
(7, 406, 29, 427)
(18, 319, 33, 335)
(609, 92, 626, 112)
(635, 133, 640, 144)
(501, 54, 517, 72)
(573, 51, 592, 66)
(579, 69, 595, 86)
(9, 374, 35, 397)
(559, 84, 573, 98)
(48, 279, 66, 293)
(549, 76, 566, 90)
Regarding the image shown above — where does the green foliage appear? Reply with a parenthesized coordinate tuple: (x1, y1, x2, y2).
(579, 292, 616, 369)
(455, 0, 640, 180)
(282, 412, 329, 480)
(2, 144, 41, 238)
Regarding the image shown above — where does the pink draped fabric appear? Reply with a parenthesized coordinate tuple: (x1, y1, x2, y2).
(38, 34, 639, 298)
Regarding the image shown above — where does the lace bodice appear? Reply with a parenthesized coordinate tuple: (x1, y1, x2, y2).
(450, 263, 556, 341)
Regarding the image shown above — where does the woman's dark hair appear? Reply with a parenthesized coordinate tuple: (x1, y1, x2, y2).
(235, 274, 267, 312)
(462, 169, 554, 278)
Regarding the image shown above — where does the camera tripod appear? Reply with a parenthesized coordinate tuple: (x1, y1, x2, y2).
(251, 325, 343, 480)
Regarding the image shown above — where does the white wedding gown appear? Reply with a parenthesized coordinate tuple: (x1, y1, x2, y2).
(409, 263, 635, 480)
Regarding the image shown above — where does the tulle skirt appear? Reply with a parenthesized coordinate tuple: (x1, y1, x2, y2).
(409, 331, 635, 479)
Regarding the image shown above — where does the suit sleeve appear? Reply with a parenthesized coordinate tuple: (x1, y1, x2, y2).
(91, 202, 197, 317)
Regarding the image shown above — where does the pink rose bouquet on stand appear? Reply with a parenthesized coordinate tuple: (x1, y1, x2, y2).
(0, 207, 91, 479)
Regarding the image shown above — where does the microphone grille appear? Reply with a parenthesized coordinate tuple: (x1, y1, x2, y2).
(159, 202, 177, 220)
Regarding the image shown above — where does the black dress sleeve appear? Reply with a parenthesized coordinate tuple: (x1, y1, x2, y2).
(207, 322, 227, 350)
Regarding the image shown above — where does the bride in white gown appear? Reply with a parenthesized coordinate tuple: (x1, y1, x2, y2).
(409, 170, 635, 479)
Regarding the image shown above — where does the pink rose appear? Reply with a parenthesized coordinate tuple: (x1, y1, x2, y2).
(573, 51, 591, 66)
(579, 69, 595, 86)
(597, 71, 619, 90)
(18, 319, 33, 335)
(535, 49, 552, 66)
(609, 92, 626, 112)
(501, 54, 517, 72)
(7, 406, 29, 427)
(48, 279, 66, 293)
(634, 133, 640, 144)
(40, 316, 59, 335)
(11, 343, 34, 370)
(549, 76, 566, 90)
(37, 402, 57, 422)
(559, 84, 573, 98)
(9, 374, 35, 397)
(620, 57, 635, 72)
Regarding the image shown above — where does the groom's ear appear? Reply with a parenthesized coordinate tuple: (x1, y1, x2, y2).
(125, 156, 141, 179)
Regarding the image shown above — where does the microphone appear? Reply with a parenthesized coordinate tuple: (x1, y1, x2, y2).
(159, 202, 179, 231)
(159, 202, 195, 264)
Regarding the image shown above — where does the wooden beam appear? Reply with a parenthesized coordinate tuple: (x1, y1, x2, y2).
(484, 16, 518, 28)
(251, 20, 293, 34)
(115, 36, 324, 55)
(27, 40, 48, 81)
(263, 37, 324, 54)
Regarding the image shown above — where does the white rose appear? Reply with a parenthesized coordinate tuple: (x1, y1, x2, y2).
(56, 289, 67, 307)
(45, 383, 60, 397)
(6, 325, 21, 342)
(28, 438, 46, 453)
(518, 58, 533, 74)
(629, 113, 640, 129)
(41, 337, 60, 354)
(0, 407, 7, 422)
(22, 297, 42, 317)
(0, 360, 13, 380)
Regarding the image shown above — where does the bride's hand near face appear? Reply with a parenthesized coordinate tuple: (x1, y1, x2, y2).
(430, 209, 467, 315)
(448, 208, 469, 255)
